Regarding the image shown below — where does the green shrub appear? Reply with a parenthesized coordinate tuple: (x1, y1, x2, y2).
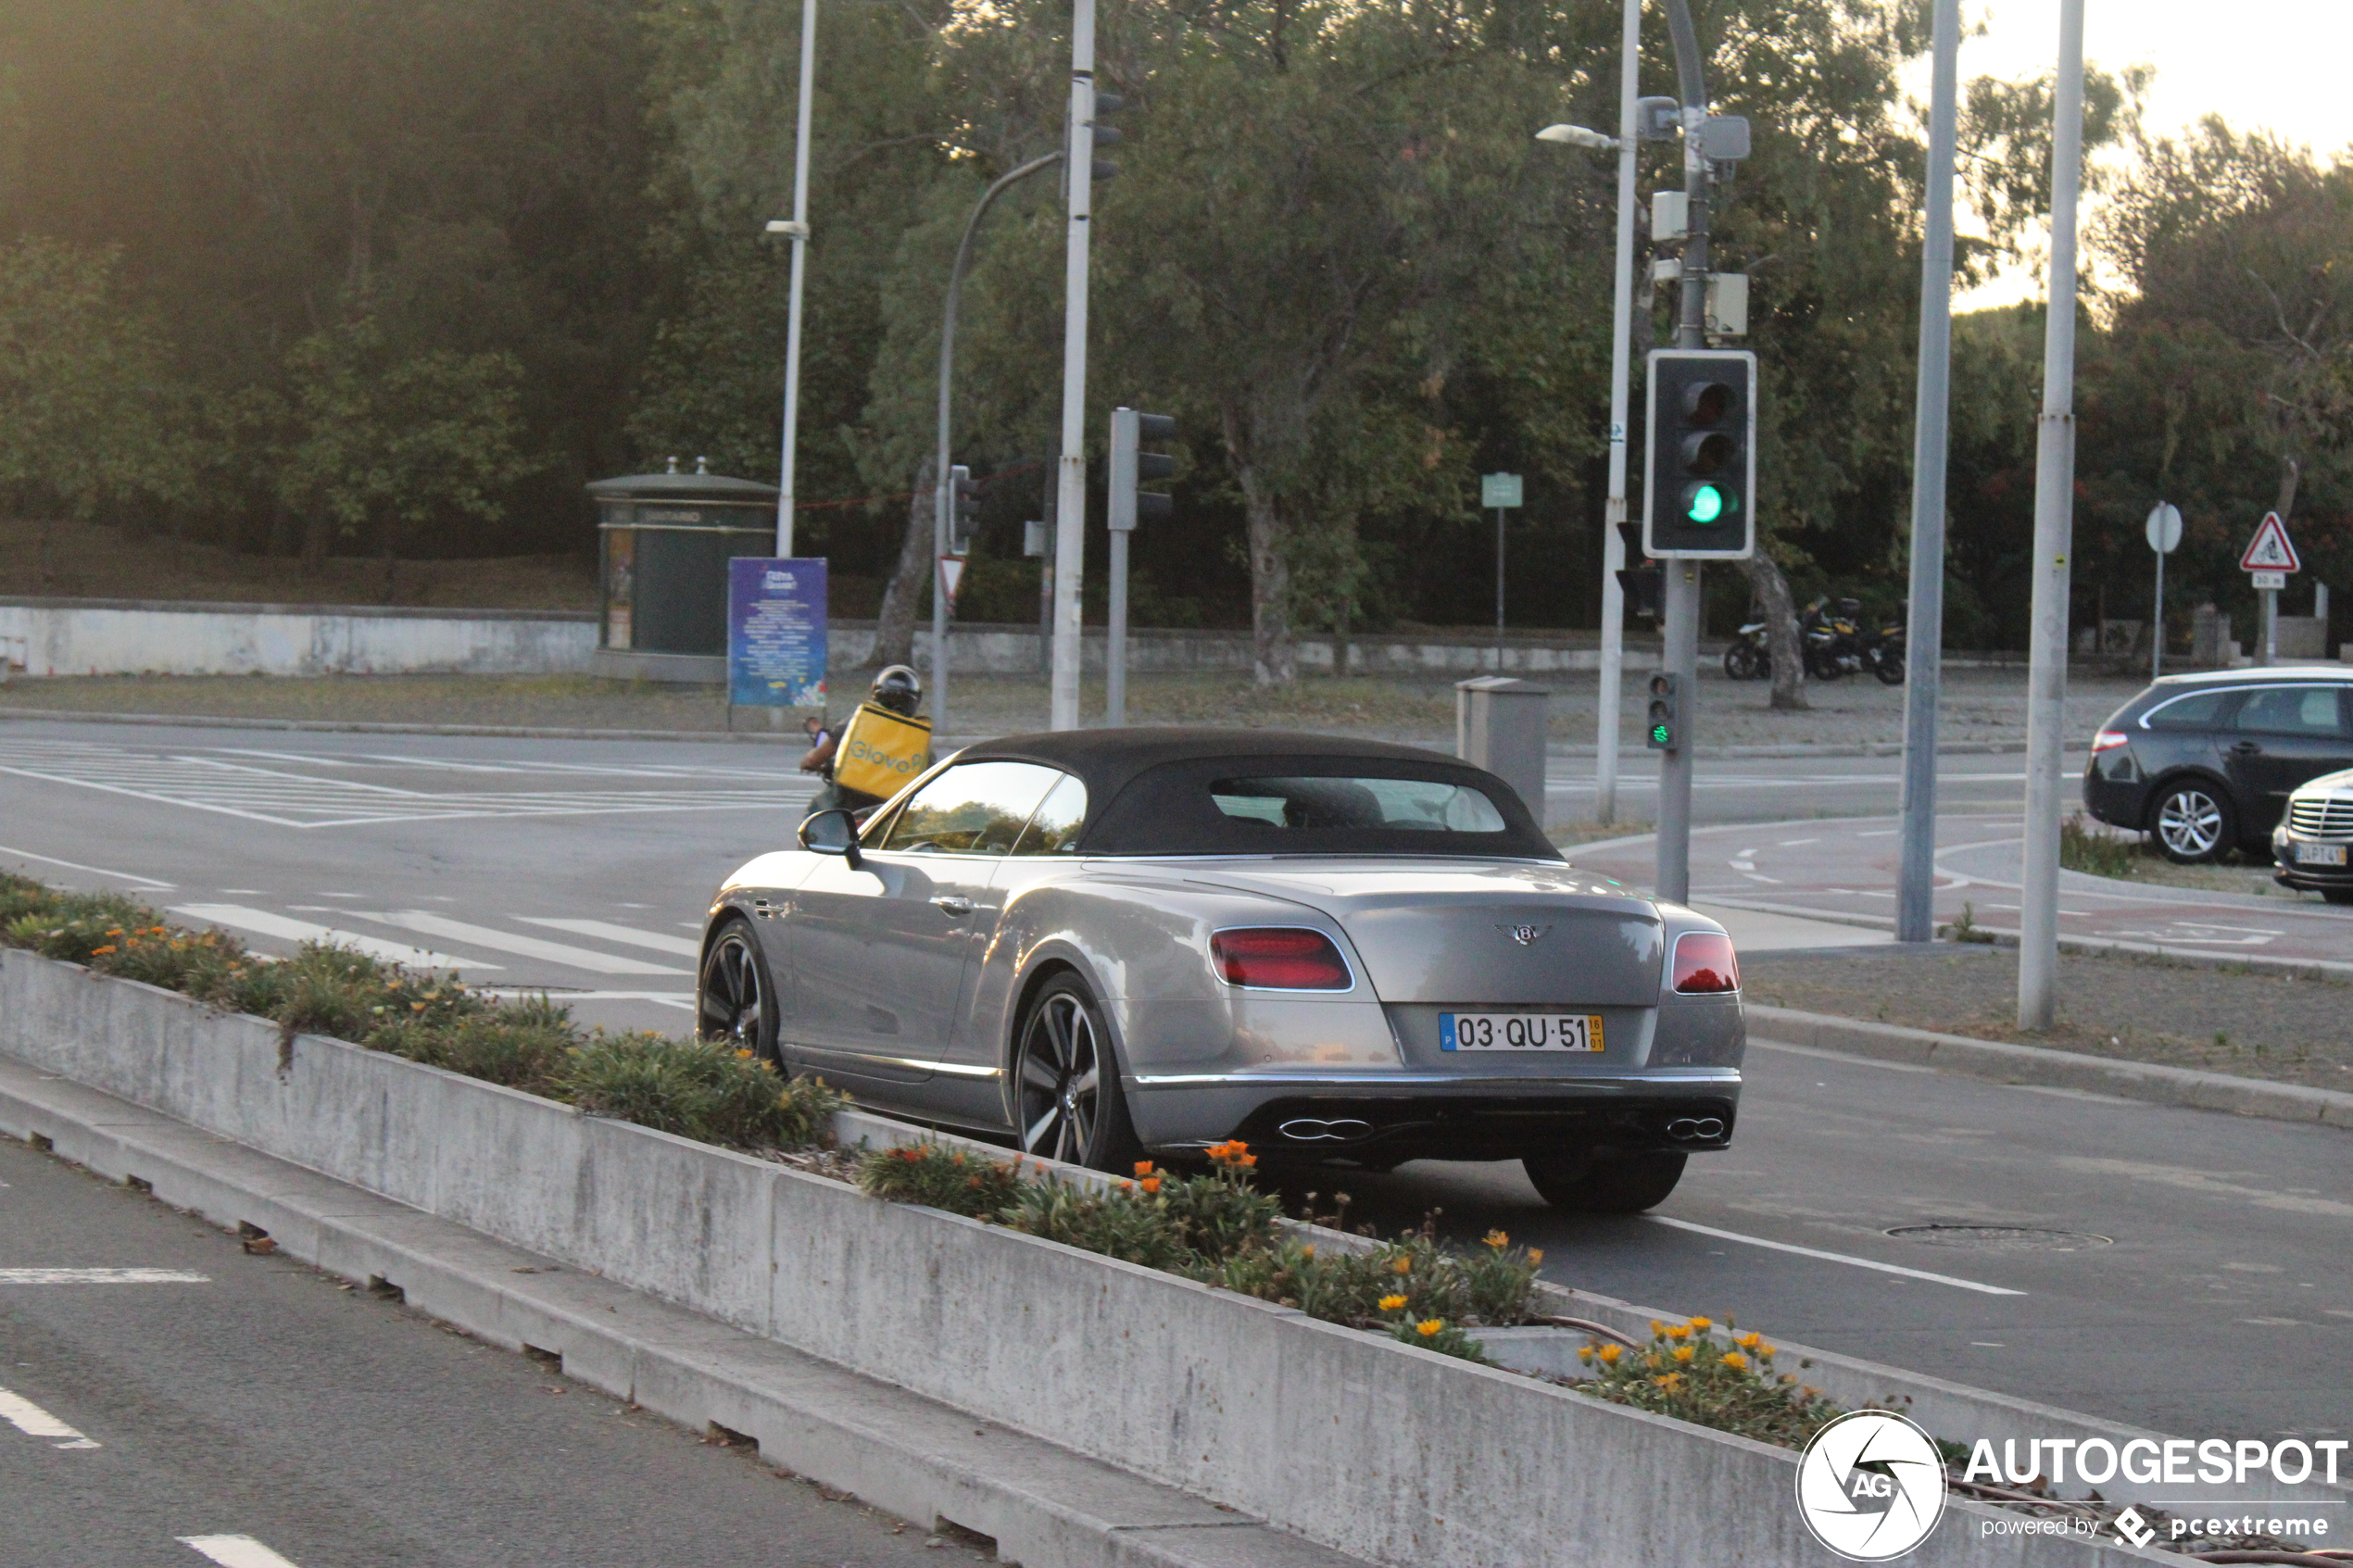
(856, 1141, 1029, 1216)
(560, 1033, 844, 1149)
(370, 996, 573, 1092)
(2059, 815, 2141, 879)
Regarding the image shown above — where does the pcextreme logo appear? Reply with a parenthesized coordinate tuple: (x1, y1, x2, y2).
(1795, 1410, 1948, 1561)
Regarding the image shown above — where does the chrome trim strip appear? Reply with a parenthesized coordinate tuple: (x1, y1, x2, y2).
(931, 1061, 1002, 1079)
(1129, 1070, 1742, 1088)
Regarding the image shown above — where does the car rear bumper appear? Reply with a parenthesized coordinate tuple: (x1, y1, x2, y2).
(1125, 1070, 1742, 1164)
(2082, 765, 2146, 829)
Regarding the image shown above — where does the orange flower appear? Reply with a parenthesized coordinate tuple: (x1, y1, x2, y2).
(90, 945, 116, 956)
(1139, 1176, 1162, 1195)
(1415, 1319, 1443, 1338)
(1671, 1345, 1695, 1363)
(1390, 1256, 1413, 1276)
(1378, 1293, 1409, 1312)
(1134, 1160, 1155, 1178)
(1527, 1248, 1543, 1265)
(1687, 1315, 1713, 1332)
(1596, 1344, 1622, 1364)
(1720, 1351, 1749, 1371)
(1483, 1229, 1510, 1249)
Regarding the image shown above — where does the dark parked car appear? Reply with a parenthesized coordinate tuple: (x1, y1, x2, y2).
(2083, 668, 2353, 862)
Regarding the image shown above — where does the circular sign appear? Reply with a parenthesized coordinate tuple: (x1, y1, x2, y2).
(2145, 501, 2183, 555)
(1794, 1410, 1948, 1562)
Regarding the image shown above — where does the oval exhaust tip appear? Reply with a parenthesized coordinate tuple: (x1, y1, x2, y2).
(1277, 1118, 1375, 1143)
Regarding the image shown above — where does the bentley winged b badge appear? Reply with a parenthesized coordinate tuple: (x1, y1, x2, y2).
(1499, 923, 1553, 947)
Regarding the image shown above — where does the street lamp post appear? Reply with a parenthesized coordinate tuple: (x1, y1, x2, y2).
(766, 0, 820, 558)
(931, 151, 1063, 744)
(1049, 0, 1099, 732)
(1535, 0, 1641, 827)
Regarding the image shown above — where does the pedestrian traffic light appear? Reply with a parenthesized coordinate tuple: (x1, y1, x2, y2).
(1645, 671, 1680, 751)
(1644, 348, 1756, 559)
(1073, 88, 1125, 187)
(1109, 408, 1176, 533)
(950, 465, 981, 555)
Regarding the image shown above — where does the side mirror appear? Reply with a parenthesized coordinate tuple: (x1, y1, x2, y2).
(799, 808, 864, 870)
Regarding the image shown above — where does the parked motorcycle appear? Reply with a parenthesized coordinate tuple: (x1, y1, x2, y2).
(1863, 619, 1906, 685)
(1801, 598, 1864, 680)
(1723, 621, 1772, 680)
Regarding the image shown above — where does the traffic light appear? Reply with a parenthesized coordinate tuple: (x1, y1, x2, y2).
(1613, 521, 1663, 621)
(1108, 408, 1176, 533)
(949, 464, 980, 555)
(1645, 672, 1680, 752)
(1070, 88, 1125, 190)
(1643, 348, 1756, 558)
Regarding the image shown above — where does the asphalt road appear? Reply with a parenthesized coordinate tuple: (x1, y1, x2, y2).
(0, 1135, 989, 1568)
(0, 717, 2082, 1034)
(1331, 1005, 2353, 1444)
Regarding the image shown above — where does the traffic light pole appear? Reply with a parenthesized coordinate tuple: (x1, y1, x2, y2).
(1594, 0, 1641, 826)
(1050, 0, 1098, 733)
(1655, 0, 1709, 906)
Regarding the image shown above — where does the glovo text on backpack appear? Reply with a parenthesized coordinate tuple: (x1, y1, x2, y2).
(831, 701, 933, 799)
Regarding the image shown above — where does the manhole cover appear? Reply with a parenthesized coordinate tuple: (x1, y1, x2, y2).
(1884, 1224, 2113, 1252)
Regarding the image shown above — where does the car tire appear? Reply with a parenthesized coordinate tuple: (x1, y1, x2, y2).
(1522, 1151, 1687, 1214)
(698, 916, 782, 1066)
(2324, 888, 2353, 906)
(2149, 781, 2235, 864)
(1013, 972, 1138, 1171)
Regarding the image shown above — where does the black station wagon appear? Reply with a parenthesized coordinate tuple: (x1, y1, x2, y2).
(2082, 668, 2353, 863)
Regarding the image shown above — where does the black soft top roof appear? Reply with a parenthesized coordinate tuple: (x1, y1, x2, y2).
(950, 727, 1561, 859)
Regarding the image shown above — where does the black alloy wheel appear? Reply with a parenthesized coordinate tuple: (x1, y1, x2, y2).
(2150, 781, 2234, 865)
(1013, 972, 1137, 1171)
(1522, 1151, 1688, 1214)
(698, 917, 780, 1064)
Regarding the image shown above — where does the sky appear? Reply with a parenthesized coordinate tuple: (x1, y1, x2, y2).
(1911, 1, 2353, 306)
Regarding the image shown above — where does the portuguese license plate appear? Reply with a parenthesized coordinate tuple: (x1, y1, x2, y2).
(2296, 841, 2348, 867)
(1440, 1012, 1604, 1052)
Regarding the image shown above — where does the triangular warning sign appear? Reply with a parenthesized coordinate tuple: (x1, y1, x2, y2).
(2239, 512, 2301, 572)
(937, 555, 966, 607)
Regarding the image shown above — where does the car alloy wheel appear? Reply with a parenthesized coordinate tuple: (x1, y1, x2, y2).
(1014, 974, 1134, 1170)
(698, 918, 777, 1062)
(2152, 784, 2232, 864)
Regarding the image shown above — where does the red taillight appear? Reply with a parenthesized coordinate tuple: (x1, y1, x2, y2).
(2093, 729, 2130, 753)
(1211, 928, 1353, 990)
(1672, 932, 1740, 994)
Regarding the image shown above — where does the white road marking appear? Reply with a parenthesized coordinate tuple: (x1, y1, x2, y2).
(1777, 837, 1819, 847)
(170, 906, 499, 972)
(367, 912, 688, 975)
(1644, 1216, 2025, 1296)
(179, 1537, 308, 1568)
(0, 1268, 210, 1283)
(483, 988, 698, 1010)
(0, 843, 175, 890)
(518, 917, 702, 958)
(0, 1386, 100, 1448)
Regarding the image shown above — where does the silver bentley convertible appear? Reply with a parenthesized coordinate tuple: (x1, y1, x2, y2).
(698, 729, 1743, 1211)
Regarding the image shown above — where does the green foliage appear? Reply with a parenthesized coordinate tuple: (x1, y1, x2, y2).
(1574, 1315, 1845, 1450)
(0, 873, 840, 1152)
(2059, 815, 2142, 880)
(856, 1141, 1032, 1216)
(561, 1034, 846, 1150)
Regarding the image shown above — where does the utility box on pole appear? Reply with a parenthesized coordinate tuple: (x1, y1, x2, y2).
(1455, 676, 1552, 827)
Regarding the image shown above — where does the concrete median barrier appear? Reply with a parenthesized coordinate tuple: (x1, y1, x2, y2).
(0, 947, 2191, 1566)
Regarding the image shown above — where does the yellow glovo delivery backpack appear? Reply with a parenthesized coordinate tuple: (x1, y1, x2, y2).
(831, 701, 933, 800)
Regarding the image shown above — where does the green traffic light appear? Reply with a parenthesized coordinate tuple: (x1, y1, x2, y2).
(1685, 484, 1725, 523)
(1651, 723, 1672, 745)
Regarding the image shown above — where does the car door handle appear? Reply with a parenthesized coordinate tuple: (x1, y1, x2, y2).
(2231, 740, 2262, 755)
(931, 896, 974, 917)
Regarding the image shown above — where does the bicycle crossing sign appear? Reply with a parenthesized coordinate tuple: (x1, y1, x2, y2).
(2239, 512, 2300, 573)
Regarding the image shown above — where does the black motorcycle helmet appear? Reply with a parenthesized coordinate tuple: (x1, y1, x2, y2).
(871, 664, 923, 718)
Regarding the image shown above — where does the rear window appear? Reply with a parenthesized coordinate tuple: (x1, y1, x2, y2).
(1083, 756, 1560, 859)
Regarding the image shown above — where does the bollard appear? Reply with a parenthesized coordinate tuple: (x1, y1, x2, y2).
(1455, 676, 1552, 826)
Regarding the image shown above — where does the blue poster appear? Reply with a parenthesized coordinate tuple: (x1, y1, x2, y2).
(727, 557, 828, 708)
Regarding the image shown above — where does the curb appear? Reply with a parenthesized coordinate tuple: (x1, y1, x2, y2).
(0, 1058, 1371, 1568)
(1746, 1003, 2353, 1130)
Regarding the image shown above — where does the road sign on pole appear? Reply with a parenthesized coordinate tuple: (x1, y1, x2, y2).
(937, 555, 965, 610)
(2251, 570, 2286, 592)
(2145, 501, 2181, 680)
(2239, 511, 2300, 572)
(1483, 473, 1522, 652)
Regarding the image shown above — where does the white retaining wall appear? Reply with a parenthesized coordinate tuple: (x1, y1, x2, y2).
(0, 598, 598, 678)
(0, 948, 2180, 1567)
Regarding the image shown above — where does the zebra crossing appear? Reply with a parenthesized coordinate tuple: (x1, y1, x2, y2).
(0, 737, 814, 829)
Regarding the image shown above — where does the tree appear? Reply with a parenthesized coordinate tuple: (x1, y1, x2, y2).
(276, 317, 532, 580)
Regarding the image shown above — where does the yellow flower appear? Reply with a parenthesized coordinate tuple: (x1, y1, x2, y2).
(1596, 1344, 1622, 1364)
(1687, 1316, 1712, 1332)
(1720, 1351, 1749, 1371)
(1526, 1248, 1542, 1265)
(1378, 1294, 1409, 1312)
(1391, 1256, 1413, 1276)
(1577, 1345, 1594, 1362)
(1665, 1324, 1690, 1341)
(1648, 1319, 1665, 1336)
(1671, 1345, 1695, 1363)
(1300, 1245, 1315, 1260)
(1652, 1373, 1683, 1392)
(1735, 1332, 1763, 1350)
(1416, 1319, 1443, 1338)
(1759, 1344, 1777, 1360)
(1483, 1229, 1510, 1249)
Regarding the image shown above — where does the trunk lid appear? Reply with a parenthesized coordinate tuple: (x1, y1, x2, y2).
(1182, 859, 1664, 1006)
